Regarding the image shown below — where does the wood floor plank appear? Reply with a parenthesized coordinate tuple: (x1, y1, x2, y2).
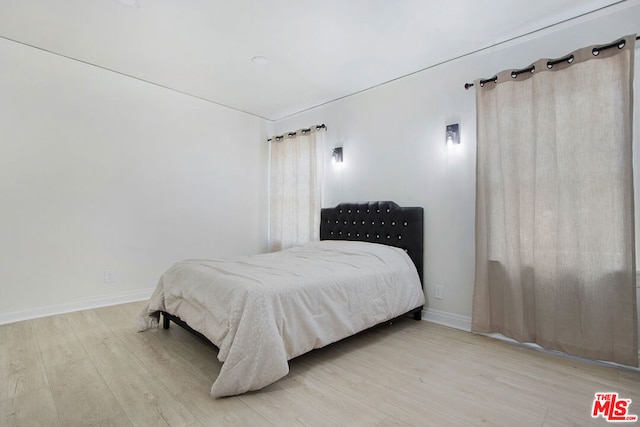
(112, 328, 213, 394)
(352, 360, 542, 425)
(64, 309, 114, 341)
(290, 351, 474, 426)
(46, 357, 129, 426)
(94, 302, 144, 330)
(542, 408, 605, 426)
(238, 383, 340, 426)
(31, 314, 87, 367)
(2, 303, 639, 427)
(304, 341, 475, 422)
(375, 416, 414, 427)
(0, 387, 60, 427)
(175, 388, 274, 426)
(96, 303, 222, 394)
(0, 321, 49, 401)
(108, 302, 224, 381)
(325, 324, 549, 426)
(67, 309, 200, 427)
(84, 335, 199, 426)
(277, 363, 388, 426)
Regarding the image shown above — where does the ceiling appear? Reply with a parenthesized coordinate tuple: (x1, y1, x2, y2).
(0, 0, 623, 121)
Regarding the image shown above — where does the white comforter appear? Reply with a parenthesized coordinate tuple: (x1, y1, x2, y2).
(137, 240, 424, 397)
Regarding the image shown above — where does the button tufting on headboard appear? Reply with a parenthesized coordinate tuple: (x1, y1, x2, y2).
(320, 201, 424, 285)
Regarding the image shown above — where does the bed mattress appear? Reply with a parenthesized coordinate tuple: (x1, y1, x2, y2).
(137, 240, 424, 397)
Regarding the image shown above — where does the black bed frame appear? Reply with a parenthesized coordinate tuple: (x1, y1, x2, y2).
(162, 201, 424, 332)
(319, 201, 423, 320)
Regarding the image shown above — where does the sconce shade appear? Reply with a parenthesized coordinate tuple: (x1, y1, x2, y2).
(446, 123, 460, 145)
(332, 147, 343, 163)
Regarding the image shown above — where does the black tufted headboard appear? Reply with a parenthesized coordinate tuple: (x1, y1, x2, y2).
(320, 201, 424, 284)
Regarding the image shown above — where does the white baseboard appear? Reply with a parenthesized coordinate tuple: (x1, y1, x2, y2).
(422, 307, 472, 332)
(0, 288, 155, 325)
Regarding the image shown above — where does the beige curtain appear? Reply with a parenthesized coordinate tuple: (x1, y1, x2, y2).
(473, 35, 638, 367)
(269, 126, 325, 251)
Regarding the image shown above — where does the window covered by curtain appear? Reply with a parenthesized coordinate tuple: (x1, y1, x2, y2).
(269, 126, 325, 252)
(473, 35, 638, 367)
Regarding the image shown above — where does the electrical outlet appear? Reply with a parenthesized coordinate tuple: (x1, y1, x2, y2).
(434, 285, 444, 300)
(104, 270, 114, 284)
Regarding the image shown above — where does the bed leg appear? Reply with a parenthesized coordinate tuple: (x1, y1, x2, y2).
(162, 312, 171, 329)
(413, 309, 422, 321)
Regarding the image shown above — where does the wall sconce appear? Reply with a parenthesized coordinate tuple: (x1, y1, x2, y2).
(332, 147, 343, 163)
(446, 123, 460, 146)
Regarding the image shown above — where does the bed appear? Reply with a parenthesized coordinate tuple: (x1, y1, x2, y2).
(137, 201, 425, 397)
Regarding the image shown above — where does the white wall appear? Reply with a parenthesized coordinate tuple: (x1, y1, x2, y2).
(0, 38, 271, 321)
(274, 1, 640, 323)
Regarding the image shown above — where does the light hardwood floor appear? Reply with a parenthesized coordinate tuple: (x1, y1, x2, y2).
(1, 301, 638, 426)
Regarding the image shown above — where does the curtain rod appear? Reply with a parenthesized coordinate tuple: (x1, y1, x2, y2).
(464, 35, 639, 90)
(267, 124, 326, 142)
